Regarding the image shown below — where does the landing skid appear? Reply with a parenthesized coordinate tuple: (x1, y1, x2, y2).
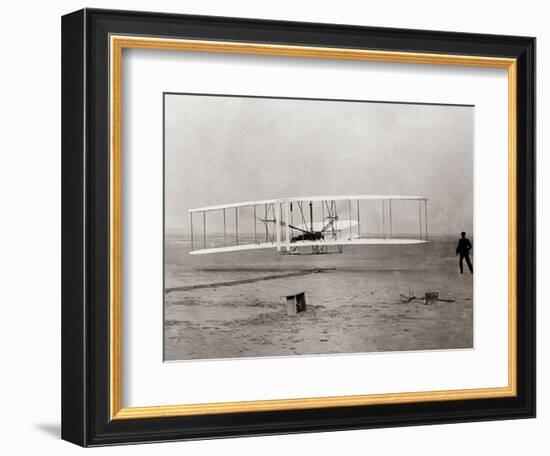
(282, 244, 343, 255)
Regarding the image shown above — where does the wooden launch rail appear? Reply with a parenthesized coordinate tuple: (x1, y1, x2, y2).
(165, 268, 335, 293)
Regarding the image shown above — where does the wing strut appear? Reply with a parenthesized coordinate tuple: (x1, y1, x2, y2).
(203, 211, 206, 249)
(235, 207, 239, 245)
(389, 200, 393, 238)
(275, 202, 281, 251)
(349, 199, 352, 239)
(190, 212, 194, 251)
(424, 200, 429, 241)
(223, 208, 227, 247)
(382, 200, 386, 239)
(357, 200, 361, 239)
(285, 201, 290, 251)
(418, 200, 422, 240)
(253, 205, 257, 244)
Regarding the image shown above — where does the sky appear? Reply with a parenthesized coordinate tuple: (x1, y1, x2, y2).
(164, 94, 473, 236)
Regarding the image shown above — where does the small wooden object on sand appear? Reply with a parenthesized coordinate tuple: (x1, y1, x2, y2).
(285, 292, 307, 316)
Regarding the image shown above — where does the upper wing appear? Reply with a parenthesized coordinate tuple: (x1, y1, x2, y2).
(189, 198, 279, 213)
(188, 195, 428, 213)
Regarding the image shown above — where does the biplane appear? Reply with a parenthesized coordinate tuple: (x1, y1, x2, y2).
(188, 195, 428, 255)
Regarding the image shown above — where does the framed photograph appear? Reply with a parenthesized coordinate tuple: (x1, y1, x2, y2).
(61, 8, 535, 446)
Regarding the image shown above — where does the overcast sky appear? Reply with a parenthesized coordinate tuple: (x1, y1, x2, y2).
(165, 94, 473, 236)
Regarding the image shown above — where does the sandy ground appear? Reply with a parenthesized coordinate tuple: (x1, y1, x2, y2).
(164, 238, 473, 361)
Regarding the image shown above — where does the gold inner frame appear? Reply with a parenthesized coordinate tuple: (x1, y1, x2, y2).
(109, 35, 517, 420)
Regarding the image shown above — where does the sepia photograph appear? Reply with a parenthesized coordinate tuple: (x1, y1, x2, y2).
(163, 93, 474, 361)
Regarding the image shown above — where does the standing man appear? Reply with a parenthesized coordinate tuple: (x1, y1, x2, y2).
(456, 231, 473, 274)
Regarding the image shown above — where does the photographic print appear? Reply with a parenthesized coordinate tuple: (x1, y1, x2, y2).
(164, 93, 474, 361)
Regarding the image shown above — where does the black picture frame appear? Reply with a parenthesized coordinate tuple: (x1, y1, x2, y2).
(62, 8, 535, 447)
